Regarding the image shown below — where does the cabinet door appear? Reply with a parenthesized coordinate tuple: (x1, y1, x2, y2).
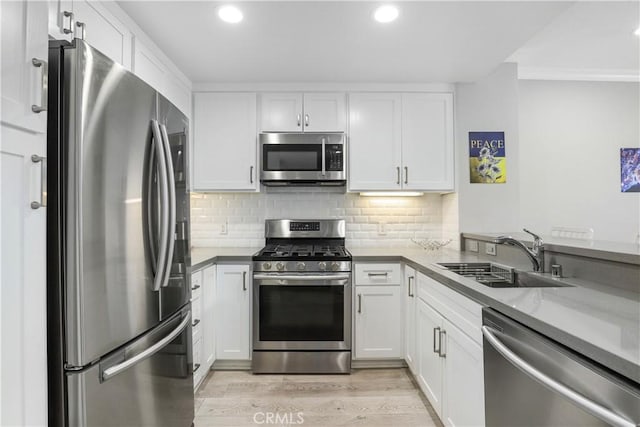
(133, 39, 167, 94)
(1, 125, 48, 426)
(404, 266, 417, 374)
(2, 0, 48, 134)
(48, 0, 73, 41)
(416, 298, 444, 417)
(215, 265, 251, 360)
(402, 93, 454, 191)
(71, 0, 131, 69)
(202, 265, 216, 371)
(348, 93, 402, 191)
(193, 93, 258, 191)
(354, 285, 403, 359)
(303, 93, 346, 132)
(442, 319, 485, 427)
(260, 93, 303, 132)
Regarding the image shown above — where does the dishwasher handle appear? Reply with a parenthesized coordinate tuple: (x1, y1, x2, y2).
(482, 326, 635, 427)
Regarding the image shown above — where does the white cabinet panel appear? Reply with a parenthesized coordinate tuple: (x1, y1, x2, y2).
(416, 297, 444, 417)
(193, 92, 258, 191)
(402, 93, 454, 191)
(133, 39, 167, 94)
(1, 126, 47, 427)
(202, 265, 216, 371)
(215, 265, 251, 360)
(404, 266, 417, 374)
(354, 285, 403, 359)
(2, 0, 48, 133)
(348, 93, 402, 191)
(260, 93, 303, 132)
(442, 319, 485, 427)
(302, 93, 346, 132)
(355, 263, 402, 285)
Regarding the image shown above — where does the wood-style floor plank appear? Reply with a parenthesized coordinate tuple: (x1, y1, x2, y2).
(195, 368, 443, 427)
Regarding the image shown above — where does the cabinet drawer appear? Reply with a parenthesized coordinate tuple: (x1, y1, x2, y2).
(193, 337, 203, 389)
(355, 263, 401, 285)
(416, 272, 483, 345)
(192, 296, 202, 327)
(191, 270, 202, 300)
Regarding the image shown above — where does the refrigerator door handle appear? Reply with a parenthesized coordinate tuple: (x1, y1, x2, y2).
(150, 120, 170, 292)
(482, 325, 635, 427)
(159, 124, 176, 288)
(101, 311, 191, 382)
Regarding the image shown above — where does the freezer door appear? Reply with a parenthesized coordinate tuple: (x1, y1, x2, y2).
(67, 307, 194, 427)
(62, 40, 176, 366)
(157, 95, 191, 319)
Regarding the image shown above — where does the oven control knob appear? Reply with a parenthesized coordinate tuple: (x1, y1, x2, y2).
(318, 262, 327, 271)
(296, 262, 306, 271)
(276, 262, 285, 271)
(262, 262, 272, 270)
(331, 262, 340, 271)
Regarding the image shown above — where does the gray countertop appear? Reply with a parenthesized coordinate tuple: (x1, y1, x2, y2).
(190, 245, 640, 383)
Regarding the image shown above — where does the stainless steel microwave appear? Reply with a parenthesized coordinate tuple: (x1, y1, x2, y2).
(259, 132, 346, 186)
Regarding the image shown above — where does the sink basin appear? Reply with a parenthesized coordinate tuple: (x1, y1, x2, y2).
(437, 262, 573, 289)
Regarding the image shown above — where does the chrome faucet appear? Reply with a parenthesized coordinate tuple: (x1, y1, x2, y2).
(494, 229, 544, 272)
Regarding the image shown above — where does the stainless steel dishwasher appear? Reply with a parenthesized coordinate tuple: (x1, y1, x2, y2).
(482, 308, 640, 427)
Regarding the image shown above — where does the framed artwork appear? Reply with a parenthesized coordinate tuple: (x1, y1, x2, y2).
(469, 131, 506, 183)
(621, 148, 640, 193)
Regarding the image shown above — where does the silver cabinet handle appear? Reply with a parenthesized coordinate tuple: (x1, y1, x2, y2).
(439, 330, 446, 358)
(404, 166, 408, 184)
(482, 326, 634, 427)
(62, 11, 74, 34)
(191, 284, 201, 291)
(250, 165, 254, 184)
(408, 276, 414, 297)
(150, 120, 169, 292)
(304, 114, 309, 127)
(193, 363, 201, 373)
(367, 272, 388, 277)
(30, 155, 47, 209)
(31, 58, 48, 113)
(75, 21, 86, 40)
(242, 271, 247, 291)
(357, 294, 362, 314)
(433, 327, 440, 354)
(159, 124, 176, 289)
(192, 319, 201, 327)
(396, 166, 401, 185)
(102, 312, 190, 382)
(297, 113, 301, 127)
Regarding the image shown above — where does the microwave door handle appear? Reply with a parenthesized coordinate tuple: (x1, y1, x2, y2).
(321, 137, 326, 176)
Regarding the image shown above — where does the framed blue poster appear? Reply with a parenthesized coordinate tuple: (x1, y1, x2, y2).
(469, 131, 506, 183)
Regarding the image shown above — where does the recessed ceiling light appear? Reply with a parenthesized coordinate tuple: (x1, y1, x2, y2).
(218, 5, 243, 24)
(374, 5, 399, 23)
(635, 26, 640, 36)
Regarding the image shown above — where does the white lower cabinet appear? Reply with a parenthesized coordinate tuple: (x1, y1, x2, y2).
(404, 265, 417, 373)
(215, 264, 252, 360)
(353, 263, 403, 359)
(202, 265, 216, 371)
(415, 272, 485, 427)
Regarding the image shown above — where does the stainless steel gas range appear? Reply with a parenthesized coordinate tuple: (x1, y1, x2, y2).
(252, 219, 352, 374)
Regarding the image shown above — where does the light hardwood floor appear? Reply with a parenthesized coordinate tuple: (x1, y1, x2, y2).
(195, 368, 443, 426)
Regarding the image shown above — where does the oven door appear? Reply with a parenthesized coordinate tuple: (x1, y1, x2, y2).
(252, 273, 351, 351)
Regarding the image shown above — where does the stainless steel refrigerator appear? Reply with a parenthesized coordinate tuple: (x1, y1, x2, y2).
(47, 39, 193, 427)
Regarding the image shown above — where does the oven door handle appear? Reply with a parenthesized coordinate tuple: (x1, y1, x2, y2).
(253, 273, 351, 281)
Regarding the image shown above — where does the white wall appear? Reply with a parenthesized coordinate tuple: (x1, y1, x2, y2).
(455, 63, 522, 233)
(519, 80, 640, 243)
(190, 190, 447, 248)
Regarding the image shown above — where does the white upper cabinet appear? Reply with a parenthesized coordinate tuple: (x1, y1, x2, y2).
(402, 93, 454, 191)
(260, 92, 346, 132)
(48, 0, 132, 69)
(348, 92, 454, 192)
(348, 93, 402, 190)
(193, 92, 258, 191)
(2, 0, 48, 133)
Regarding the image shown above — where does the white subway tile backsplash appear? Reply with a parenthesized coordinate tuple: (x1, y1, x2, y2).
(190, 191, 459, 248)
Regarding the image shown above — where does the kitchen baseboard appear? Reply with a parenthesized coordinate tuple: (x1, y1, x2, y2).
(212, 360, 252, 370)
(351, 359, 407, 369)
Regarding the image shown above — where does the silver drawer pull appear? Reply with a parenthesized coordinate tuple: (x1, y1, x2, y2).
(191, 284, 201, 291)
(367, 272, 388, 277)
(31, 58, 48, 113)
(357, 294, 362, 314)
(193, 363, 201, 373)
(62, 11, 74, 34)
(192, 319, 201, 327)
(30, 155, 47, 209)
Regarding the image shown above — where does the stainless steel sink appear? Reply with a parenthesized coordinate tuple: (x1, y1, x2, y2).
(437, 262, 573, 289)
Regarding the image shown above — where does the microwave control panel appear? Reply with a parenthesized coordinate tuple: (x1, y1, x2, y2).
(326, 145, 343, 171)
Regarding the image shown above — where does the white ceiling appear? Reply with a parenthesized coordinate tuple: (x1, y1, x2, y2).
(118, 1, 639, 84)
